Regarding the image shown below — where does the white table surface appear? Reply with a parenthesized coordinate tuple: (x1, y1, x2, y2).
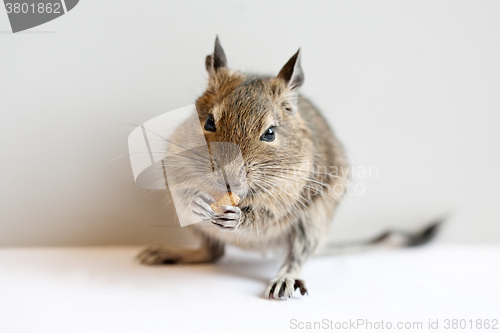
(0, 245, 498, 333)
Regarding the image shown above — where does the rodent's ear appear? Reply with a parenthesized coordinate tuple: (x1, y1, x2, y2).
(277, 49, 304, 90)
(205, 35, 227, 73)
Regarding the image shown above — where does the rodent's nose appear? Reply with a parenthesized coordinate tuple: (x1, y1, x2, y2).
(213, 162, 247, 195)
(216, 179, 242, 190)
(229, 181, 242, 189)
(215, 177, 246, 195)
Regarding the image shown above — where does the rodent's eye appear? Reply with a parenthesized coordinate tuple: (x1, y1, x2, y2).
(260, 126, 276, 142)
(204, 114, 216, 132)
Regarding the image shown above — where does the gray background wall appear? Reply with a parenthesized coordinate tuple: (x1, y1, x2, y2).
(1, 0, 499, 247)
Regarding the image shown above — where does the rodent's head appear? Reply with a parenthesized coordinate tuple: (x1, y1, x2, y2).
(192, 37, 314, 206)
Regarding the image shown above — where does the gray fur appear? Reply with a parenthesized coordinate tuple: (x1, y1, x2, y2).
(137, 38, 438, 300)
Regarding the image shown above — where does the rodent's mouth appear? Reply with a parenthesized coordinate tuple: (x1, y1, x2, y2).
(226, 188, 248, 201)
(205, 185, 249, 202)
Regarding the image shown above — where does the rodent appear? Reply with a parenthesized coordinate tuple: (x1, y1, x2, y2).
(136, 37, 440, 299)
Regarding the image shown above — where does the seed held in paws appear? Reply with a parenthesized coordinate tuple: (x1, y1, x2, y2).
(210, 192, 240, 213)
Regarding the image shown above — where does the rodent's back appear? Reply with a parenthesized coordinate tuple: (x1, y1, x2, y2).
(295, 96, 348, 222)
(298, 96, 347, 179)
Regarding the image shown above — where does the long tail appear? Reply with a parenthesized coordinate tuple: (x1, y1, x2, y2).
(318, 218, 443, 256)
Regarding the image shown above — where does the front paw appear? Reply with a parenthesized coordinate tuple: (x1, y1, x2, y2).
(212, 205, 241, 230)
(189, 193, 241, 230)
(189, 192, 216, 221)
(265, 276, 308, 299)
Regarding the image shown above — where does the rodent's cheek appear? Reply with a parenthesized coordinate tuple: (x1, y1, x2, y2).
(202, 132, 217, 141)
(242, 173, 254, 189)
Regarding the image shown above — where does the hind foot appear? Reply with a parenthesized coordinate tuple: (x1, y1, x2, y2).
(136, 245, 214, 265)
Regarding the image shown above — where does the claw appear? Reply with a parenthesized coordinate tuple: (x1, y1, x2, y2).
(214, 213, 240, 221)
(294, 279, 308, 296)
(220, 205, 240, 213)
(211, 221, 235, 230)
(265, 277, 308, 299)
(189, 192, 216, 221)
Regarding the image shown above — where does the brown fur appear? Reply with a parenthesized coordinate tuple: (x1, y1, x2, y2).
(138, 38, 348, 299)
